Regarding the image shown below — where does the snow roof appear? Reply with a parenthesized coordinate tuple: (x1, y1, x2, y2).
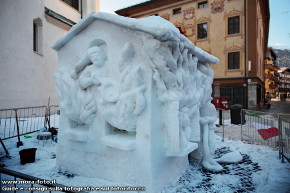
(52, 12, 219, 64)
(278, 67, 290, 73)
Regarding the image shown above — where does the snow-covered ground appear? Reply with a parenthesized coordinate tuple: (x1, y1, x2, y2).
(1, 125, 289, 193)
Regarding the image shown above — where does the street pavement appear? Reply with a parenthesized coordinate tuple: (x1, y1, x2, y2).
(260, 98, 290, 120)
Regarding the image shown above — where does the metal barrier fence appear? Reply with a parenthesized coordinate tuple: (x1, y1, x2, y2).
(0, 167, 86, 193)
(0, 105, 84, 193)
(216, 109, 231, 123)
(0, 106, 47, 140)
(0, 106, 60, 140)
(215, 109, 231, 141)
(47, 105, 60, 129)
(278, 116, 290, 163)
(241, 109, 290, 163)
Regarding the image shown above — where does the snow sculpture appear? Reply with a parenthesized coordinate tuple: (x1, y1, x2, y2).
(53, 12, 220, 193)
(199, 101, 223, 172)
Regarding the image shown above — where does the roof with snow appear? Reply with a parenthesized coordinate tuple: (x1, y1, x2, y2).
(52, 12, 219, 64)
(278, 67, 290, 74)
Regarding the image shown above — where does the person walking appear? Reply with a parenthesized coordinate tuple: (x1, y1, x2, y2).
(265, 92, 271, 109)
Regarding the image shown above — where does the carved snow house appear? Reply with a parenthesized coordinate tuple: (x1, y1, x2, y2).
(52, 12, 219, 193)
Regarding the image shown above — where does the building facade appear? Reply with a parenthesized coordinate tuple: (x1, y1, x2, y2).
(264, 47, 279, 95)
(0, 0, 99, 109)
(278, 67, 290, 100)
(116, 0, 270, 109)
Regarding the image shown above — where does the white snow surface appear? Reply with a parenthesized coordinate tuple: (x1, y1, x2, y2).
(215, 147, 243, 163)
(1, 133, 289, 193)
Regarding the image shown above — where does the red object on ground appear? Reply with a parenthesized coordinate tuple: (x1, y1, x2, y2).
(257, 127, 279, 140)
(213, 97, 230, 110)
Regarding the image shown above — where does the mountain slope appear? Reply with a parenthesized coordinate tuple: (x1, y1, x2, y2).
(273, 49, 290, 67)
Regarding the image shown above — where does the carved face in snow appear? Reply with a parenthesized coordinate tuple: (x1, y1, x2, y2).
(88, 46, 106, 67)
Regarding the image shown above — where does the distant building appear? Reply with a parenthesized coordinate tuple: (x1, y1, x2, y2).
(278, 67, 290, 99)
(116, 0, 270, 110)
(264, 47, 280, 95)
(0, 0, 99, 109)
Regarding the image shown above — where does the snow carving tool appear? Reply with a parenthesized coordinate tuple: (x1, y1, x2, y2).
(14, 110, 23, 147)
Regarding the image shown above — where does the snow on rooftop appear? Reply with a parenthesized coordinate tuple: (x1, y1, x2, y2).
(52, 12, 219, 64)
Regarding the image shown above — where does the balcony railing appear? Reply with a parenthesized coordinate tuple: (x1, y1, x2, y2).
(265, 73, 280, 84)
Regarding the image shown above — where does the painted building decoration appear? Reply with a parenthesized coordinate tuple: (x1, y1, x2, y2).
(161, 13, 171, 20)
(183, 7, 195, 19)
(211, 0, 225, 14)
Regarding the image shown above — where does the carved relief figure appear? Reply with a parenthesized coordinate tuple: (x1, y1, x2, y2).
(55, 68, 83, 124)
(97, 42, 146, 132)
(199, 101, 222, 172)
(56, 40, 108, 125)
(72, 40, 107, 125)
(144, 38, 216, 157)
(56, 40, 146, 131)
(140, 35, 222, 171)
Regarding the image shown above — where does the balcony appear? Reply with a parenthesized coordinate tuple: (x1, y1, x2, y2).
(265, 63, 275, 71)
(265, 73, 280, 84)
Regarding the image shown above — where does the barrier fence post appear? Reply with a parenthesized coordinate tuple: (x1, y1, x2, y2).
(0, 137, 9, 157)
(278, 116, 285, 163)
(14, 109, 23, 147)
(278, 116, 281, 160)
(222, 110, 224, 142)
(240, 109, 243, 141)
(219, 109, 222, 126)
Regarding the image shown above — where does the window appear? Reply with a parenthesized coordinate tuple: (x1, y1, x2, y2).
(197, 23, 207, 39)
(228, 52, 240, 69)
(33, 18, 43, 54)
(173, 8, 181, 15)
(62, 0, 79, 11)
(221, 87, 246, 107)
(228, 16, 240, 34)
(198, 1, 208, 8)
(33, 23, 37, 51)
